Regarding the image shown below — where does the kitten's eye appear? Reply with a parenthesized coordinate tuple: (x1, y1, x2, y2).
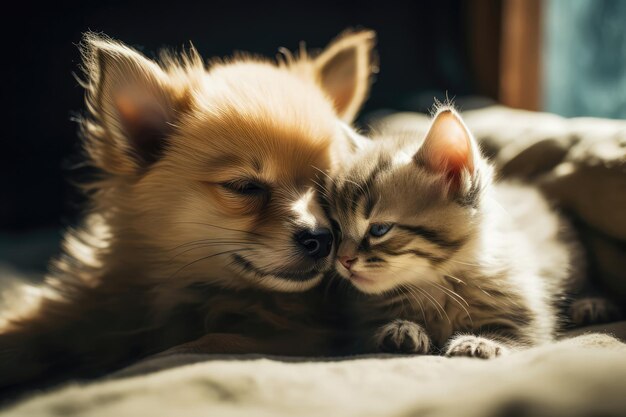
(369, 223, 393, 237)
(221, 180, 268, 196)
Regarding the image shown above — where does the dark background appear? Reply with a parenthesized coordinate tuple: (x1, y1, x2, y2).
(2, 0, 486, 230)
(2, 0, 490, 269)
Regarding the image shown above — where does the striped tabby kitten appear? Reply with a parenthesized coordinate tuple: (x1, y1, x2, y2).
(327, 107, 584, 358)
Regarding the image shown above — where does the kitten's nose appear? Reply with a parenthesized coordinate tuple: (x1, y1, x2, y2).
(339, 256, 357, 270)
(295, 228, 333, 260)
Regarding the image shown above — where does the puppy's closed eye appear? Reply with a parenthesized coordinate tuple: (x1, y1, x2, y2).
(215, 179, 271, 214)
(221, 180, 269, 197)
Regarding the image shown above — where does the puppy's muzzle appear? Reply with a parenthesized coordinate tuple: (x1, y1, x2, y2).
(294, 228, 333, 260)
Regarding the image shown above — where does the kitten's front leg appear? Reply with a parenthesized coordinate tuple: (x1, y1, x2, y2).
(374, 319, 431, 354)
(444, 334, 510, 359)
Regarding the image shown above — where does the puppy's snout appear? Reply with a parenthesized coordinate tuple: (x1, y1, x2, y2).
(295, 228, 333, 260)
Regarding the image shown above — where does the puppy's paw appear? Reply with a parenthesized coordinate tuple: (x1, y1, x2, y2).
(445, 335, 509, 359)
(570, 297, 622, 326)
(375, 319, 431, 354)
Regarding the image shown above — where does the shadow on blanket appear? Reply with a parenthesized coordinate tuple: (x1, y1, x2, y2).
(2, 330, 625, 417)
(109, 320, 626, 380)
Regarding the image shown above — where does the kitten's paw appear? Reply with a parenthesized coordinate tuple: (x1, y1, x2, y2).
(445, 335, 509, 359)
(570, 297, 622, 326)
(375, 319, 431, 354)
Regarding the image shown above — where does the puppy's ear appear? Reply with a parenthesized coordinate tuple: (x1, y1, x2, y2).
(80, 33, 190, 174)
(313, 30, 377, 123)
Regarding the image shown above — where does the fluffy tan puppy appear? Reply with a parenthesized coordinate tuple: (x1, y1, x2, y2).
(0, 30, 377, 391)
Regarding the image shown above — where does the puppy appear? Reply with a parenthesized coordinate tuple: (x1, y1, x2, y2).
(0, 30, 377, 390)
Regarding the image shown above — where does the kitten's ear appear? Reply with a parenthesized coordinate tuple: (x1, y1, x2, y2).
(312, 30, 377, 123)
(414, 109, 476, 184)
(81, 33, 189, 174)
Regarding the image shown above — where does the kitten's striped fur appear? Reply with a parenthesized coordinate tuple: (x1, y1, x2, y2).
(326, 107, 584, 357)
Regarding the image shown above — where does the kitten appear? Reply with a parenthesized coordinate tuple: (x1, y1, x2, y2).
(0, 30, 377, 391)
(326, 107, 586, 358)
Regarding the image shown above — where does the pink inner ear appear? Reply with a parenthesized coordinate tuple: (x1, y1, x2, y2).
(113, 89, 170, 164)
(114, 89, 168, 136)
(420, 111, 474, 178)
(115, 94, 141, 128)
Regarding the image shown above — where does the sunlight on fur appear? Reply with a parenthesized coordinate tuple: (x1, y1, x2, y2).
(0, 29, 378, 390)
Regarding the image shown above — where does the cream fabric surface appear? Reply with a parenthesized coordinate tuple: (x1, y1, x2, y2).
(2, 332, 626, 417)
(3, 106, 626, 417)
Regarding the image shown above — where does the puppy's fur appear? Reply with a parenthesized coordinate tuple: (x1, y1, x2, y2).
(0, 30, 377, 390)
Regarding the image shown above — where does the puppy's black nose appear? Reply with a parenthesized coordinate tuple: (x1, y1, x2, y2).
(295, 228, 333, 260)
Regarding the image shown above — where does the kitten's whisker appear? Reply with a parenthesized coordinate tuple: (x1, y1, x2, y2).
(397, 281, 435, 321)
(431, 281, 469, 307)
(390, 286, 403, 312)
(477, 285, 522, 308)
(311, 178, 331, 198)
(428, 282, 473, 324)
(445, 259, 482, 268)
(343, 179, 367, 194)
(438, 271, 467, 286)
(437, 267, 522, 309)
(400, 284, 427, 323)
(390, 286, 408, 315)
(377, 261, 466, 323)
(311, 176, 330, 190)
(406, 287, 427, 323)
(412, 284, 450, 324)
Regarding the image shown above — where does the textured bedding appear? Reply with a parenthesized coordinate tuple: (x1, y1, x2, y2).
(3, 330, 626, 417)
(2, 106, 626, 416)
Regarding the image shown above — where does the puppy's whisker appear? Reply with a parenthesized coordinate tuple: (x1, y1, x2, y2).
(173, 222, 264, 238)
(169, 239, 264, 252)
(311, 179, 331, 198)
(170, 248, 249, 279)
(169, 242, 262, 262)
(312, 166, 336, 186)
